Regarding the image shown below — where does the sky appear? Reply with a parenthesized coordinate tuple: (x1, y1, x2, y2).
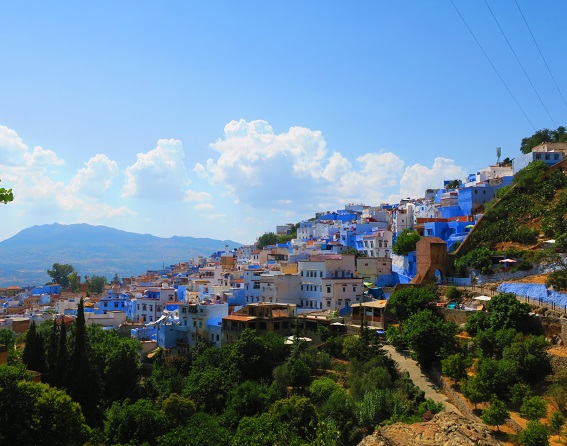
(1, 1, 566, 245)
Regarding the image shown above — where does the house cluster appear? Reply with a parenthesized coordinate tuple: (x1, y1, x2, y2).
(1, 143, 565, 355)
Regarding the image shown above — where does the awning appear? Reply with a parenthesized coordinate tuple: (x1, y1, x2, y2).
(473, 295, 491, 301)
(364, 282, 375, 288)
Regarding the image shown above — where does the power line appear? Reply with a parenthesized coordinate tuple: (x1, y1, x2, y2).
(449, 0, 536, 132)
(514, 0, 567, 114)
(484, 0, 557, 128)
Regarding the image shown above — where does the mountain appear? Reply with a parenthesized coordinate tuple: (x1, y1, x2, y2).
(0, 223, 242, 287)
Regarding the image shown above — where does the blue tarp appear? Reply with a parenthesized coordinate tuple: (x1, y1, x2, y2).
(497, 283, 567, 307)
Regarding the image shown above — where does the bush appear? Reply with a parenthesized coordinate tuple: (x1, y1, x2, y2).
(445, 286, 462, 301)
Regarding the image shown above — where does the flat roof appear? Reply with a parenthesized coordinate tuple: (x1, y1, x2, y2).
(351, 300, 388, 309)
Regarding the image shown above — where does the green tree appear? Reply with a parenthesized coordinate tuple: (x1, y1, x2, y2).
(441, 353, 471, 385)
(445, 179, 461, 189)
(502, 336, 551, 384)
(403, 309, 458, 367)
(308, 377, 342, 406)
(518, 420, 550, 446)
(157, 412, 231, 446)
(231, 413, 304, 446)
(485, 292, 531, 333)
(387, 286, 436, 322)
(162, 393, 196, 428)
(105, 398, 168, 446)
(68, 271, 80, 293)
(461, 375, 490, 409)
(47, 263, 76, 289)
(520, 396, 548, 421)
(520, 126, 567, 154)
(393, 229, 421, 256)
(550, 411, 565, 438)
(481, 397, 510, 431)
(0, 179, 14, 204)
(0, 328, 16, 348)
(69, 298, 102, 425)
(269, 396, 318, 440)
(0, 366, 89, 446)
(56, 318, 67, 388)
(257, 232, 279, 249)
(22, 320, 46, 373)
(223, 380, 270, 428)
(45, 320, 59, 385)
(89, 275, 107, 294)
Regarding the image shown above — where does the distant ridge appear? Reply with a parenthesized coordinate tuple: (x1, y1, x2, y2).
(0, 223, 242, 287)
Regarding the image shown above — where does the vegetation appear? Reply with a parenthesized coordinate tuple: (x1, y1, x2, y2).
(520, 125, 567, 154)
(0, 179, 14, 204)
(392, 229, 420, 256)
(47, 262, 76, 289)
(3, 305, 453, 446)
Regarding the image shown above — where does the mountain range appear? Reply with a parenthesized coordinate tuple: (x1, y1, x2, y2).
(0, 223, 242, 287)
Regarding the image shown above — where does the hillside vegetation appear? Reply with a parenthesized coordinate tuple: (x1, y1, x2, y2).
(454, 160, 567, 289)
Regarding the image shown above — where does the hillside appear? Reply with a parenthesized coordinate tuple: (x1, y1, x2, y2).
(453, 160, 567, 286)
(0, 223, 242, 286)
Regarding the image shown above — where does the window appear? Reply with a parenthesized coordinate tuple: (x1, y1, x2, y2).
(320, 271, 323, 277)
(555, 154, 560, 160)
(114, 302, 119, 308)
(216, 334, 220, 341)
(338, 299, 342, 306)
(103, 302, 107, 307)
(545, 154, 550, 160)
(342, 286, 346, 292)
(301, 285, 303, 291)
(353, 286, 356, 292)
(142, 304, 147, 311)
(536, 154, 541, 160)
(327, 300, 331, 307)
(193, 320, 197, 327)
(326, 286, 331, 293)
(199, 321, 202, 328)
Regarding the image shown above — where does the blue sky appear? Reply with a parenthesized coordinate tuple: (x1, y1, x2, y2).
(1, 1, 565, 245)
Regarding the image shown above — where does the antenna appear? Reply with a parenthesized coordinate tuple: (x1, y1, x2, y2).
(496, 147, 501, 163)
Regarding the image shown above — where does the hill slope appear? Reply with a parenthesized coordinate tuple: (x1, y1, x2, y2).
(0, 223, 242, 286)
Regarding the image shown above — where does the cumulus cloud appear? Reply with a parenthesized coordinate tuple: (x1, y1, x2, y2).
(199, 119, 469, 219)
(399, 157, 466, 199)
(0, 125, 28, 165)
(123, 139, 190, 200)
(184, 189, 213, 202)
(201, 119, 409, 212)
(25, 146, 65, 168)
(70, 154, 119, 197)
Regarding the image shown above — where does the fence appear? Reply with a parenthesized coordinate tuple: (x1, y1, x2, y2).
(459, 285, 567, 314)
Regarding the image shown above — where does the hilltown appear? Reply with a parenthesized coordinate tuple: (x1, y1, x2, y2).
(1, 142, 567, 360)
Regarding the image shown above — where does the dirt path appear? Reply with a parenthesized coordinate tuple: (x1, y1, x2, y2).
(382, 344, 463, 416)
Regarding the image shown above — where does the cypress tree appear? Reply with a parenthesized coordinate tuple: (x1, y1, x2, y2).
(56, 316, 67, 388)
(46, 319, 59, 385)
(22, 320, 45, 373)
(69, 298, 102, 426)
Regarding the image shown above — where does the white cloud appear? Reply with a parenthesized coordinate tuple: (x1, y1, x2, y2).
(25, 146, 65, 168)
(399, 157, 466, 199)
(70, 154, 119, 197)
(0, 125, 28, 165)
(122, 138, 190, 200)
(194, 203, 214, 210)
(184, 189, 213, 202)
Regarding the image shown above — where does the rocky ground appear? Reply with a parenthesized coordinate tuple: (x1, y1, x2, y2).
(358, 411, 503, 446)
